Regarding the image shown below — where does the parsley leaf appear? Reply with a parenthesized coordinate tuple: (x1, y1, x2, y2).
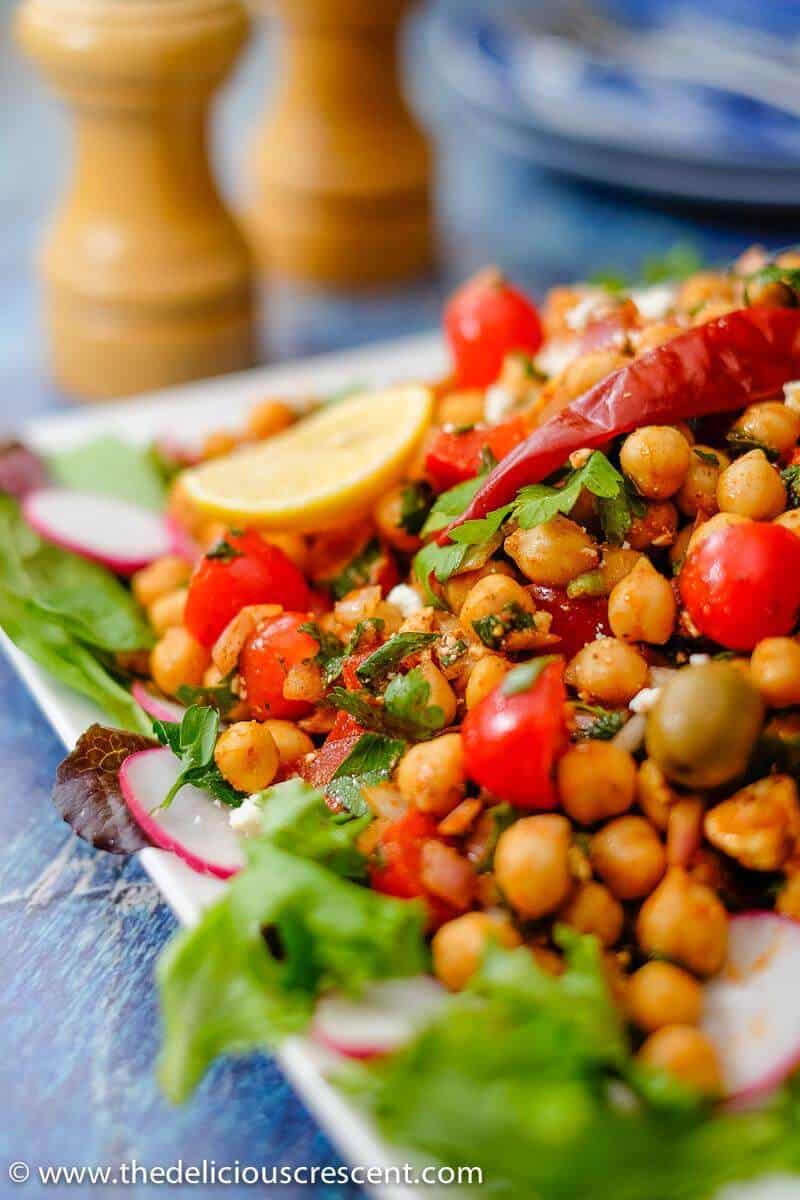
(324, 538, 383, 600)
(726, 429, 779, 461)
(473, 603, 535, 651)
(327, 732, 406, 816)
(356, 632, 439, 688)
(693, 447, 720, 465)
(176, 671, 240, 716)
(205, 539, 244, 562)
(328, 667, 446, 741)
(299, 622, 348, 685)
(412, 539, 470, 608)
(782, 464, 800, 509)
(398, 482, 434, 536)
(575, 702, 627, 741)
(152, 705, 242, 809)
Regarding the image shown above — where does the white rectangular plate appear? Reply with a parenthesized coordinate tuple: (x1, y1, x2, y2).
(3, 331, 792, 1200)
(3, 331, 447, 1200)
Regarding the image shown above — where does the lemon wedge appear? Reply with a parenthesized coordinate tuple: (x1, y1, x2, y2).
(181, 385, 434, 532)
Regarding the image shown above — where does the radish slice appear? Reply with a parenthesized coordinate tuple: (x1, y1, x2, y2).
(119, 747, 245, 879)
(165, 514, 201, 564)
(312, 976, 448, 1059)
(24, 487, 175, 575)
(702, 911, 800, 1103)
(131, 681, 185, 725)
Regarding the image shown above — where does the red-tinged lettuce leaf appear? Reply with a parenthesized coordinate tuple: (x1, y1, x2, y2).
(0, 440, 50, 499)
(53, 724, 157, 853)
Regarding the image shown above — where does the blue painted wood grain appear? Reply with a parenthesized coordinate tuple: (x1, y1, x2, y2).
(2, 0, 800, 1193)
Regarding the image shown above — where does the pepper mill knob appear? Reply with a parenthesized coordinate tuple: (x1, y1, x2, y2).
(16, 0, 256, 401)
(248, 0, 433, 286)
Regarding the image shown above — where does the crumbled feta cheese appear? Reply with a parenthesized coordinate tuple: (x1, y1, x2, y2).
(784, 380, 800, 413)
(229, 796, 264, 838)
(387, 583, 424, 618)
(629, 686, 661, 714)
(534, 339, 579, 379)
(630, 284, 677, 321)
(484, 384, 515, 425)
(689, 653, 711, 666)
(565, 293, 604, 333)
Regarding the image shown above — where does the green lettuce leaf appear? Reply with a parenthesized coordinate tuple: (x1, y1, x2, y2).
(344, 934, 800, 1200)
(157, 779, 427, 1102)
(47, 434, 167, 510)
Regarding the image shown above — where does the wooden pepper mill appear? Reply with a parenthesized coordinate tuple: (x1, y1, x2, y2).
(248, 0, 433, 287)
(16, 0, 256, 401)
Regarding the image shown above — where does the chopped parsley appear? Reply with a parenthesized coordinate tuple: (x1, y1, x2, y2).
(725, 429, 779, 461)
(782, 464, 800, 508)
(575, 703, 626, 741)
(355, 632, 439, 688)
(176, 671, 240, 717)
(473, 604, 535, 651)
(398, 482, 434, 536)
(205, 538, 244, 562)
(327, 732, 406, 816)
(693, 447, 720, 465)
(327, 667, 446, 742)
(300, 619, 385, 685)
(324, 538, 383, 600)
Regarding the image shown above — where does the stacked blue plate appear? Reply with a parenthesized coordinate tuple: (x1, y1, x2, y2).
(427, 1, 800, 206)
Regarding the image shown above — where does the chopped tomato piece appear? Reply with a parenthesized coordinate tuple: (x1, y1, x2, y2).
(369, 810, 458, 928)
(425, 416, 528, 491)
(527, 585, 611, 662)
(184, 528, 312, 647)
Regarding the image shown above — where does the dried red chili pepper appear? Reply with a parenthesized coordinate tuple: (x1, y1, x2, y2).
(445, 308, 800, 535)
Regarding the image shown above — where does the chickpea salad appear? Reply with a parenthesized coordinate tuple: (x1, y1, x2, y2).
(6, 249, 800, 1197)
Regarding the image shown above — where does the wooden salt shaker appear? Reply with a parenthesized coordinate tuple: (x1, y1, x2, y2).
(16, 0, 256, 401)
(247, 0, 433, 287)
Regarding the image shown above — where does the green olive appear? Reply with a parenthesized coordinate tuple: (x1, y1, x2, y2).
(645, 662, 764, 789)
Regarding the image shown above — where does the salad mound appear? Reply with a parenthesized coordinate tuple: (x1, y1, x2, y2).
(7, 246, 800, 1196)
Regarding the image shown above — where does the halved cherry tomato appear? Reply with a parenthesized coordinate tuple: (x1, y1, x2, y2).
(528, 585, 610, 662)
(425, 416, 529, 492)
(369, 810, 457, 928)
(445, 270, 543, 388)
(679, 521, 800, 651)
(239, 611, 319, 720)
(462, 657, 568, 809)
(184, 529, 312, 647)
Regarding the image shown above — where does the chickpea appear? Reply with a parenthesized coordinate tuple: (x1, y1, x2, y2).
(637, 759, 676, 831)
(202, 663, 248, 721)
(627, 501, 678, 550)
(716, 450, 786, 520)
(396, 733, 465, 817)
(637, 867, 728, 976)
(733, 402, 800, 458)
(465, 655, 509, 709)
(494, 814, 572, 919)
(432, 912, 521, 992)
(418, 660, 458, 727)
(559, 881, 623, 948)
(150, 626, 209, 697)
(557, 741, 637, 825)
(214, 721, 279, 793)
(246, 398, 294, 441)
(373, 485, 423, 554)
(558, 349, 627, 404)
(619, 426, 691, 500)
(677, 271, 734, 312)
(751, 637, 800, 708)
(591, 816, 666, 900)
(691, 300, 737, 326)
(201, 430, 239, 460)
(599, 546, 641, 591)
(746, 278, 798, 309)
(634, 321, 683, 354)
(627, 962, 703, 1033)
(704, 775, 800, 872)
(262, 719, 314, 766)
(458, 574, 536, 641)
(436, 389, 485, 427)
(608, 557, 676, 645)
(505, 515, 598, 587)
(686, 510, 746, 554)
(676, 446, 728, 518)
(147, 587, 187, 635)
(637, 1026, 722, 1095)
(282, 660, 325, 705)
(565, 637, 649, 705)
(775, 509, 800, 539)
(443, 561, 515, 614)
(132, 555, 190, 609)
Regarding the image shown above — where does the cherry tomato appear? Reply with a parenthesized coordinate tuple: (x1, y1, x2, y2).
(425, 416, 529, 492)
(369, 810, 457, 928)
(679, 521, 800, 651)
(239, 611, 319, 720)
(462, 658, 568, 809)
(527, 585, 611, 662)
(445, 271, 543, 388)
(184, 529, 312, 647)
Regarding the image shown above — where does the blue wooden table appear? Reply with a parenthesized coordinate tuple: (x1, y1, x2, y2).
(2, 2, 800, 1195)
